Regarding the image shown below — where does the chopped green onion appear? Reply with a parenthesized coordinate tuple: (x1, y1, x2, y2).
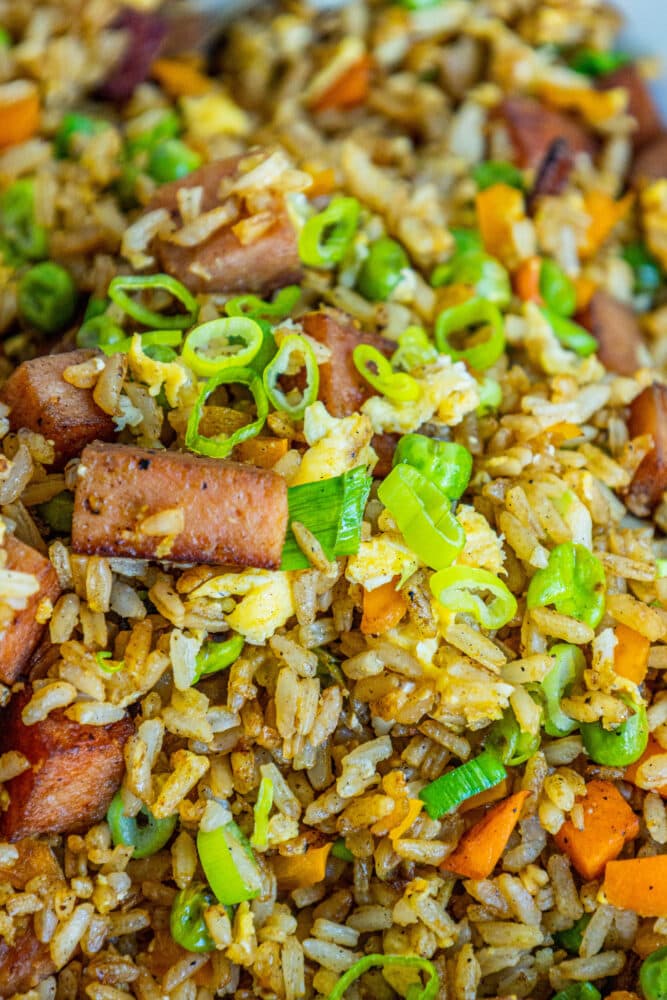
(249, 318, 278, 375)
(555, 913, 592, 955)
(432, 252, 511, 309)
(225, 285, 301, 320)
(356, 236, 409, 301)
(542, 644, 585, 737)
(419, 750, 507, 819)
(657, 559, 667, 580)
(298, 196, 360, 268)
(552, 983, 601, 1000)
(392, 433, 472, 500)
(353, 344, 420, 403)
(263, 334, 320, 417)
(37, 491, 74, 534)
(94, 650, 125, 674)
(430, 566, 517, 630)
(331, 838, 354, 862)
(106, 791, 177, 858)
(391, 325, 438, 372)
(108, 274, 199, 331)
(170, 883, 216, 953)
(194, 634, 244, 682)
(185, 366, 268, 460)
(18, 262, 77, 335)
(54, 113, 107, 159)
(145, 344, 178, 364)
(640, 945, 667, 1000)
(326, 954, 439, 1000)
(377, 463, 465, 571)
(83, 296, 109, 322)
(527, 542, 606, 628)
(435, 298, 506, 371)
(472, 160, 525, 192)
(486, 708, 541, 765)
(540, 307, 597, 357)
(251, 775, 273, 851)
(281, 466, 372, 572)
(148, 138, 201, 183)
(0, 179, 48, 261)
(451, 228, 482, 255)
(316, 650, 346, 688)
(197, 820, 262, 907)
(477, 375, 502, 414)
(581, 695, 649, 767)
(570, 49, 630, 77)
(623, 243, 663, 296)
(182, 317, 263, 377)
(0, 27, 11, 48)
(100, 328, 184, 357)
(539, 260, 577, 317)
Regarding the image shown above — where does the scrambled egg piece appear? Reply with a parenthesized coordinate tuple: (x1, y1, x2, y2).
(346, 532, 419, 592)
(456, 505, 505, 576)
(382, 622, 439, 672)
(128, 335, 192, 408)
(293, 402, 376, 485)
(189, 570, 294, 645)
(641, 181, 667, 271)
(432, 652, 513, 728)
(361, 357, 479, 435)
(181, 92, 249, 139)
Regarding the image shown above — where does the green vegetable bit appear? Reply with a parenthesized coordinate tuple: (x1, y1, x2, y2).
(486, 708, 541, 766)
(472, 160, 525, 192)
(527, 542, 606, 628)
(539, 259, 577, 317)
(76, 316, 125, 350)
(331, 838, 354, 862)
(326, 953, 439, 1000)
(106, 792, 177, 859)
(430, 566, 517, 630)
(169, 882, 216, 953)
(640, 945, 667, 1000)
(551, 984, 601, 1000)
(298, 196, 360, 268)
(581, 696, 649, 767)
(623, 243, 663, 296)
(0, 179, 48, 261)
(542, 644, 586, 737)
(419, 750, 507, 819)
(432, 251, 511, 309)
(357, 236, 409, 301)
(197, 820, 262, 907)
(18, 262, 77, 335)
(540, 307, 597, 357)
(194, 634, 244, 682)
(0, 27, 12, 47)
(435, 297, 506, 371)
(148, 138, 202, 183)
(393, 433, 472, 500)
(570, 48, 631, 77)
(37, 491, 74, 534)
(555, 913, 592, 955)
(54, 112, 107, 159)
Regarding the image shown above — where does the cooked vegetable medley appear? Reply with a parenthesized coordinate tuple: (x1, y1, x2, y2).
(0, 0, 666, 997)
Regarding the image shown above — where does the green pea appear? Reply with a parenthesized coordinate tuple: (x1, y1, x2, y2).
(623, 243, 662, 296)
(581, 697, 649, 767)
(451, 228, 482, 255)
(75, 316, 125, 350)
(148, 139, 202, 184)
(0, 179, 48, 261)
(539, 259, 577, 317)
(554, 913, 591, 954)
(18, 262, 77, 335)
(37, 491, 74, 534)
(472, 160, 525, 192)
(640, 946, 667, 1000)
(331, 838, 354, 862)
(106, 791, 177, 859)
(124, 109, 181, 158)
(357, 237, 409, 301)
(170, 883, 216, 953)
(54, 113, 107, 159)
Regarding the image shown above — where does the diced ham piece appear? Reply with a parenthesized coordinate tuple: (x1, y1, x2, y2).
(301, 309, 393, 418)
(631, 133, 667, 186)
(625, 383, 667, 516)
(0, 686, 133, 840)
(578, 291, 645, 376)
(501, 96, 597, 170)
(72, 442, 288, 569)
(598, 64, 663, 149)
(149, 157, 302, 295)
(0, 928, 55, 995)
(0, 349, 116, 467)
(527, 138, 575, 208)
(0, 535, 60, 685)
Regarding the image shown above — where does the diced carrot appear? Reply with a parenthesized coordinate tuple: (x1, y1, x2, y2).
(312, 55, 371, 112)
(361, 578, 408, 635)
(513, 257, 544, 304)
(459, 777, 511, 815)
(553, 779, 639, 881)
(625, 735, 667, 798)
(579, 191, 634, 259)
(574, 275, 597, 311)
(614, 623, 650, 686)
(234, 437, 288, 469)
(388, 799, 423, 841)
(305, 166, 337, 198)
(272, 844, 332, 892)
(442, 790, 530, 881)
(151, 58, 213, 97)
(0, 81, 40, 149)
(476, 184, 526, 267)
(604, 855, 667, 915)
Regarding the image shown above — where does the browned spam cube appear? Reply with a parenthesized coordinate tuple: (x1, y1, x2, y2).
(631, 133, 667, 186)
(301, 309, 393, 418)
(149, 157, 302, 295)
(626, 383, 667, 516)
(598, 64, 663, 149)
(502, 96, 597, 170)
(0, 927, 55, 995)
(72, 442, 288, 569)
(578, 291, 645, 376)
(0, 534, 61, 685)
(0, 687, 134, 840)
(0, 349, 116, 467)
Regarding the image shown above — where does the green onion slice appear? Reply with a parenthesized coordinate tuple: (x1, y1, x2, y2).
(197, 820, 262, 907)
(108, 273, 199, 330)
(251, 775, 274, 851)
(472, 160, 525, 192)
(263, 334, 320, 418)
(542, 644, 585, 737)
(95, 650, 125, 674)
(298, 196, 360, 268)
(185, 366, 268, 459)
(392, 433, 472, 501)
(526, 542, 605, 628)
(225, 285, 301, 320)
(100, 328, 184, 356)
(391, 325, 438, 372)
(435, 298, 506, 371)
(419, 750, 507, 820)
(539, 307, 597, 357)
(353, 344, 420, 403)
(326, 954, 439, 1000)
(486, 708, 541, 766)
(281, 466, 372, 571)
(182, 317, 263, 376)
(194, 634, 244, 683)
(430, 566, 517, 630)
